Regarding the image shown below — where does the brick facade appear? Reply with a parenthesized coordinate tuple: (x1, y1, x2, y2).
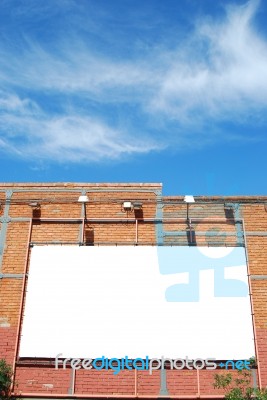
(0, 183, 266, 399)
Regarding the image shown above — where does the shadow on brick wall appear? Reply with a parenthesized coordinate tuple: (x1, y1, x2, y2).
(85, 226, 94, 245)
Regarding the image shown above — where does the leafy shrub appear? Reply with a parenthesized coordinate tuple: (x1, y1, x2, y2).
(214, 367, 267, 400)
(0, 359, 13, 400)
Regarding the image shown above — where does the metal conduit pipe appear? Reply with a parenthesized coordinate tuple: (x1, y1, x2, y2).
(12, 219, 33, 391)
(30, 217, 241, 222)
(242, 218, 262, 389)
(12, 393, 225, 399)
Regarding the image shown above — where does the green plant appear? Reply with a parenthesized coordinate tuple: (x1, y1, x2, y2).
(214, 367, 267, 400)
(0, 359, 13, 400)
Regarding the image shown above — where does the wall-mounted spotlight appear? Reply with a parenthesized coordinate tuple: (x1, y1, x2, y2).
(78, 195, 89, 203)
(184, 195, 195, 220)
(122, 201, 143, 226)
(184, 195, 195, 244)
(224, 203, 234, 219)
(78, 195, 89, 244)
(133, 201, 143, 210)
(133, 201, 143, 222)
(122, 201, 143, 212)
(184, 195, 195, 204)
(78, 195, 89, 221)
(28, 201, 40, 208)
(122, 201, 133, 212)
(29, 201, 41, 218)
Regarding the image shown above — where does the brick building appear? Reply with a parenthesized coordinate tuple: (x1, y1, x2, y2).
(0, 183, 266, 399)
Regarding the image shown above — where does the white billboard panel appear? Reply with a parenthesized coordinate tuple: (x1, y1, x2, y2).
(19, 246, 254, 360)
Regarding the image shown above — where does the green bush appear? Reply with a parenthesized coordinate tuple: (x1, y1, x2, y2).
(0, 359, 13, 400)
(214, 368, 267, 400)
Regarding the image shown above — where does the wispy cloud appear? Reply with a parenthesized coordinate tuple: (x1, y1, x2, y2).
(152, 0, 267, 122)
(0, 0, 266, 163)
(0, 92, 159, 161)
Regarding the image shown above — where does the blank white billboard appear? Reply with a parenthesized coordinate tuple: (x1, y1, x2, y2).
(19, 246, 254, 360)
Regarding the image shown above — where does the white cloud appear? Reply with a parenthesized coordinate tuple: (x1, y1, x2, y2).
(151, 0, 267, 122)
(0, 91, 39, 114)
(0, 0, 266, 163)
(0, 93, 160, 162)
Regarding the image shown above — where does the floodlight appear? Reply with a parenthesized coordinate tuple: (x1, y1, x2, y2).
(123, 201, 133, 212)
(184, 195, 195, 203)
(133, 201, 143, 210)
(184, 196, 195, 243)
(78, 195, 89, 203)
(29, 202, 40, 208)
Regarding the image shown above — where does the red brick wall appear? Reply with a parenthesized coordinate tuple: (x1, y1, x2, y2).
(0, 184, 266, 399)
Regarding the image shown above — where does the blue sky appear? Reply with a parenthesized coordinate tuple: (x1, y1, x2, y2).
(0, 0, 266, 195)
